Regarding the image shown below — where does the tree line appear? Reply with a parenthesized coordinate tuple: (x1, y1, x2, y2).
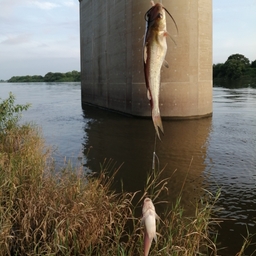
(213, 54, 256, 88)
(213, 54, 256, 80)
(6, 55, 256, 85)
(8, 71, 80, 83)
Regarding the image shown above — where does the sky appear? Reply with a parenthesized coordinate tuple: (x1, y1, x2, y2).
(0, 0, 80, 80)
(213, 0, 256, 65)
(0, 0, 256, 80)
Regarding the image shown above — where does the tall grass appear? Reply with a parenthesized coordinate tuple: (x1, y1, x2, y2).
(0, 122, 218, 255)
(0, 94, 253, 255)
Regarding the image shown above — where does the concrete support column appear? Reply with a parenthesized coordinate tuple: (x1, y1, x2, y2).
(79, 0, 212, 118)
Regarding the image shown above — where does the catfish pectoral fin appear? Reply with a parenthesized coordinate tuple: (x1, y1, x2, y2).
(147, 90, 151, 100)
(167, 31, 177, 46)
(163, 60, 169, 68)
(143, 44, 148, 64)
(153, 233, 157, 243)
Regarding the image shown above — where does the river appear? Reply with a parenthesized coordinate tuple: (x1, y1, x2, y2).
(0, 82, 255, 255)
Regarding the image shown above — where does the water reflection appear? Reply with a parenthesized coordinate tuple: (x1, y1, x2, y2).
(214, 78, 256, 89)
(82, 105, 212, 215)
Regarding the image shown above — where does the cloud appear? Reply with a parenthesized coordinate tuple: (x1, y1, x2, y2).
(0, 33, 31, 45)
(63, 1, 76, 7)
(0, 0, 21, 18)
(213, 0, 256, 63)
(0, 0, 80, 80)
(29, 1, 59, 10)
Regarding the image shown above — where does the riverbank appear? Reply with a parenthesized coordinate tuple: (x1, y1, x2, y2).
(0, 94, 253, 255)
(0, 123, 216, 255)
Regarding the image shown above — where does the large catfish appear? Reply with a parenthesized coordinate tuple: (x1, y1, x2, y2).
(141, 197, 159, 256)
(143, 1, 177, 140)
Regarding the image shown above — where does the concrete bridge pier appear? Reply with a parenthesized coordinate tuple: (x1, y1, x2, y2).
(79, 0, 212, 119)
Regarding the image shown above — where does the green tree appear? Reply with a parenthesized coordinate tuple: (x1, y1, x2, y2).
(213, 63, 225, 78)
(224, 59, 243, 79)
(44, 72, 54, 82)
(31, 75, 44, 82)
(223, 54, 250, 79)
(8, 75, 43, 82)
(8, 71, 81, 82)
(251, 60, 256, 68)
(53, 72, 65, 81)
(227, 53, 250, 67)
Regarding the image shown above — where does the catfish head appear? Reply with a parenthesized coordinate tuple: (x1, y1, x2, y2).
(144, 3, 167, 32)
(144, 2, 178, 35)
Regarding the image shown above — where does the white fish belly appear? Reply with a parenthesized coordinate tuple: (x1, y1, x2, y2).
(145, 214, 156, 239)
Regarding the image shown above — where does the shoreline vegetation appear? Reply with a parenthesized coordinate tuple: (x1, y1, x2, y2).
(0, 96, 255, 254)
(5, 71, 81, 83)
(213, 53, 256, 88)
(1, 53, 256, 88)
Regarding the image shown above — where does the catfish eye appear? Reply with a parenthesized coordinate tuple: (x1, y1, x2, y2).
(144, 6, 154, 21)
(158, 13, 163, 19)
(144, 12, 150, 21)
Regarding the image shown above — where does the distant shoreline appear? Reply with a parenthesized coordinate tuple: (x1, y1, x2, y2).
(6, 71, 80, 83)
(3, 63, 256, 89)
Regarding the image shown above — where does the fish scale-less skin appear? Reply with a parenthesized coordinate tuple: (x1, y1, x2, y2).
(142, 198, 158, 256)
(144, 3, 167, 140)
(144, 231, 152, 256)
(144, 211, 157, 240)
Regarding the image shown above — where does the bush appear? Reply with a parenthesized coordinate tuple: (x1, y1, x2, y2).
(0, 92, 30, 132)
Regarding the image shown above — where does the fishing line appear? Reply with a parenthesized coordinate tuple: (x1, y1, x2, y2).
(152, 132, 160, 170)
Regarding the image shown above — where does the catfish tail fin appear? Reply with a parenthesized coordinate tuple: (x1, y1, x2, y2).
(152, 110, 164, 140)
